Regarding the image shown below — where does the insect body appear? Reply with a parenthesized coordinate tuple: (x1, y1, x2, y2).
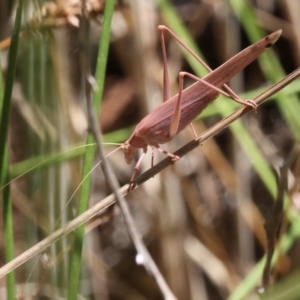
(122, 27, 282, 184)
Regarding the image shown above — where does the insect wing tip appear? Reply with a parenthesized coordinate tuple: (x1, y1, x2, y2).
(267, 29, 282, 46)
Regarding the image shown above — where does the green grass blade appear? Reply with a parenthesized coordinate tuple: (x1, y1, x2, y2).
(67, 0, 116, 298)
(0, 1, 22, 172)
(2, 150, 14, 300)
(9, 143, 94, 178)
(0, 1, 23, 299)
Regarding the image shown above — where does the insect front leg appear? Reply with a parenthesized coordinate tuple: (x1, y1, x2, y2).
(128, 149, 147, 191)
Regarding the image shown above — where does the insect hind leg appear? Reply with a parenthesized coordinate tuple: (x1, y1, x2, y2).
(158, 25, 257, 110)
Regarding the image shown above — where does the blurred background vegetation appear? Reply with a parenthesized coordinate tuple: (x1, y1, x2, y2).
(0, 0, 300, 299)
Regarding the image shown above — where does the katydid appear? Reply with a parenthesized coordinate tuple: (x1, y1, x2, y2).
(121, 26, 282, 187)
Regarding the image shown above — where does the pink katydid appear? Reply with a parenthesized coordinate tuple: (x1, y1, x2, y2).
(121, 26, 282, 189)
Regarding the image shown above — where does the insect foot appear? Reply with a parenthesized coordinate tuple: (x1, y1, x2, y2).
(245, 100, 258, 112)
(171, 155, 180, 162)
(127, 182, 136, 192)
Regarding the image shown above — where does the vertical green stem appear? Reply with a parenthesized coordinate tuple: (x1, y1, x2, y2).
(67, 0, 116, 298)
(0, 1, 23, 299)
